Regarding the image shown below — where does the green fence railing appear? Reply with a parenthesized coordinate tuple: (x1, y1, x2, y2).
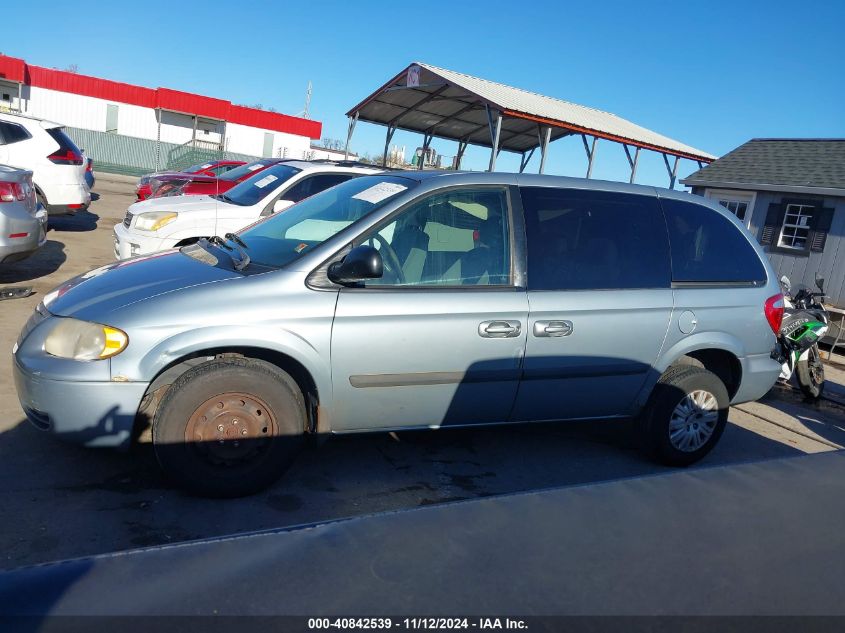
(66, 128, 262, 177)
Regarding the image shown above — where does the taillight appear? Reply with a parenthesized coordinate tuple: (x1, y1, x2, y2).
(86, 158, 94, 172)
(0, 181, 26, 203)
(765, 293, 784, 335)
(48, 149, 84, 165)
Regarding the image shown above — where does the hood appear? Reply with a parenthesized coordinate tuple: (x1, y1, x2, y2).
(153, 172, 216, 184)
(127, 194, 235, 215)
(44, 249, 241, 319)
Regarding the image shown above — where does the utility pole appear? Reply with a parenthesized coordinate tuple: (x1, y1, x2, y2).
(299, 81, 312, 119)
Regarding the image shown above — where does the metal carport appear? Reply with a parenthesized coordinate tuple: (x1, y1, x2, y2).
(345, 62, 715, 187)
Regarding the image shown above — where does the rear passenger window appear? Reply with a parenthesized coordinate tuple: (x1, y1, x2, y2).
(0, 122, 31, 145)
(661, 198, 767, 284)
(521, 187, 670, 290)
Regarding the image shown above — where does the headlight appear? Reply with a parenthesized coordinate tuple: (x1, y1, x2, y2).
(44, 319, 128, 360)
(134, 211, 177, 232)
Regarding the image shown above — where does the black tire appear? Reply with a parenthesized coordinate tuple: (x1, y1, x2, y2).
(152, 357, 305, 497)
(796, 345, 825, 400)
(641, 365, 729, 467)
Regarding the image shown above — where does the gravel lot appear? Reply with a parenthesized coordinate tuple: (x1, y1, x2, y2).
(2, 174, 845, 569)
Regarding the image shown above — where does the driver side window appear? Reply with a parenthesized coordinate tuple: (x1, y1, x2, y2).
(359, 187, 511, 287)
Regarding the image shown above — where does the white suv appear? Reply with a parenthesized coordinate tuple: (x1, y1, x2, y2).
(113, 160, 380, 259)
(0, 112, 90, 215)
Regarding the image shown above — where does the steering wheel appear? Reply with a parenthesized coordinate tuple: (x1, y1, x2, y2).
(367, 233, 405, 285)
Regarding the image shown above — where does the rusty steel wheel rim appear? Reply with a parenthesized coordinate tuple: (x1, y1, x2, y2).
(185, 392, 278, 467)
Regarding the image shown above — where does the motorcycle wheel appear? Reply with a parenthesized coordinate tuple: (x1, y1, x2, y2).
(796, 345, 825, 399)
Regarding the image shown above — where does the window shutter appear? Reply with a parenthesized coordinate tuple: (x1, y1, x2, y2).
(809, 207, 835, 252)
(760, 202, 786, 246)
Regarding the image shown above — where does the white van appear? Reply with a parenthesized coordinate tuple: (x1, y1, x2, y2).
(0, 112, 90, 215)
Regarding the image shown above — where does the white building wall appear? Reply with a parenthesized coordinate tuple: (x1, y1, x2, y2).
(25, 86, 160, 137)
(225, 123, 311, 159)
(19, 86, 313, 157)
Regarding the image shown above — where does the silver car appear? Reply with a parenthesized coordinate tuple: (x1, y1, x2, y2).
(0, 165, 47, 263)
(14, 172, 783, 496)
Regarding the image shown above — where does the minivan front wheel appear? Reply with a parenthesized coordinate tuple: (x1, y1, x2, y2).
(152, 357, 306, 497)
(641, 366, 729, 466)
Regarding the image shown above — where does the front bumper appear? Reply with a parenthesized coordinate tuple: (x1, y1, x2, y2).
(14, 357, 149, 448)
(113, 222, 175, 260)
(0, 207, 48, 264)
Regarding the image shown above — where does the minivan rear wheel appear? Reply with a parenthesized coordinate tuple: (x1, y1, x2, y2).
(641, 366, 729, 466)
(152, 357, 305, 497)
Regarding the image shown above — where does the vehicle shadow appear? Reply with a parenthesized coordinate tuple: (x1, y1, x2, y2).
(0, 395, 805, 570)
(48, 209, 99, 233)
(0, 240, 67, 284)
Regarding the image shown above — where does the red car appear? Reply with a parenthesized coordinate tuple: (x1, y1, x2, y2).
(140, 159, 283, 200)
(135, 160, 246, 201)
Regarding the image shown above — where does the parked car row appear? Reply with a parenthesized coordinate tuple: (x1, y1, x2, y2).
(115, 159, 380, 259)
(0, 111, 94, 265)
(135, 159, 245, 201)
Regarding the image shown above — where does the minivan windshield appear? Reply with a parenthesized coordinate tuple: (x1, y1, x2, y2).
(219, 164, 302, 207)
(237, 175, 416, 268)
(218, 159, 276, 182)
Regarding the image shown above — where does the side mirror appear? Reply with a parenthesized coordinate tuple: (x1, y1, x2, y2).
(815, 273, 825, 293)
(273, 199, 294, 214)
(780, 275, 791, 292)
(327, 245, 383, 285)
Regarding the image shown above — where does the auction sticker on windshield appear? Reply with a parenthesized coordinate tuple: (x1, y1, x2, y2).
(352, 182, 407, 204)
(254, 175, 278, 189)
(247, 163, 264, 171)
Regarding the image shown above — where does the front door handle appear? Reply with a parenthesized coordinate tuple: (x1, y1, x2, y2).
(479, 320, 522, 338)
(533, 320, 573, 337)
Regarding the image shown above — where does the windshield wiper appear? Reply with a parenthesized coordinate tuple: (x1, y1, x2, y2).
(225, 232, 248, 249)
(197, 236, 250, 271)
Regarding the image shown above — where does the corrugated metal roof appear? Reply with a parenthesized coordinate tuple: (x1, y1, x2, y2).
(348, 62, 714, 161)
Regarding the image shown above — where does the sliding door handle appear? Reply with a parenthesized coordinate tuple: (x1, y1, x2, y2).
(479, 320, 522, 338)
(533, 320, 573, 337)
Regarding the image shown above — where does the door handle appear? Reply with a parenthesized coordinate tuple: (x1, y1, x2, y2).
(533, 320, 573, 337)
(479, 320, 522, 338)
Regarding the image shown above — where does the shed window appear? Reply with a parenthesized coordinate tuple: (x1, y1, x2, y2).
(778, 203, 815, 250)
(718, 199, 749, 221)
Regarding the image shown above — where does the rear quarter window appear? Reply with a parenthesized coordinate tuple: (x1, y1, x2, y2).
(660, 197, 767, 284)
(0, 121, 32, 145)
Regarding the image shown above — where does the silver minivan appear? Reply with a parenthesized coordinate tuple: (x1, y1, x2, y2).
(14, 172, 784, 496)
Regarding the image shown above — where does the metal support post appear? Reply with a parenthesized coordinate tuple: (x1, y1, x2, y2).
(382, 124, 397, 167)
(418, 132, 434, 170)
(486, 105, 502, 172)
(663, 154, 680, 189)
(582, 135, 598, 178)
(623, 145, 640, 184)
(343, 112, 358, 160)
(519, 147, 536, 173)
(455, 140, 468, 170)
(155, 108, 162, 170)
(538, 126, 551, 174)
(192, 115, 198, 146)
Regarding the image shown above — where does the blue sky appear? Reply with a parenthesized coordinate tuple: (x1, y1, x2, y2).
(5, 0, 844, 186)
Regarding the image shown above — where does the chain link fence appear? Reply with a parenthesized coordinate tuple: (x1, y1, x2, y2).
(65, 128, 262, 177)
